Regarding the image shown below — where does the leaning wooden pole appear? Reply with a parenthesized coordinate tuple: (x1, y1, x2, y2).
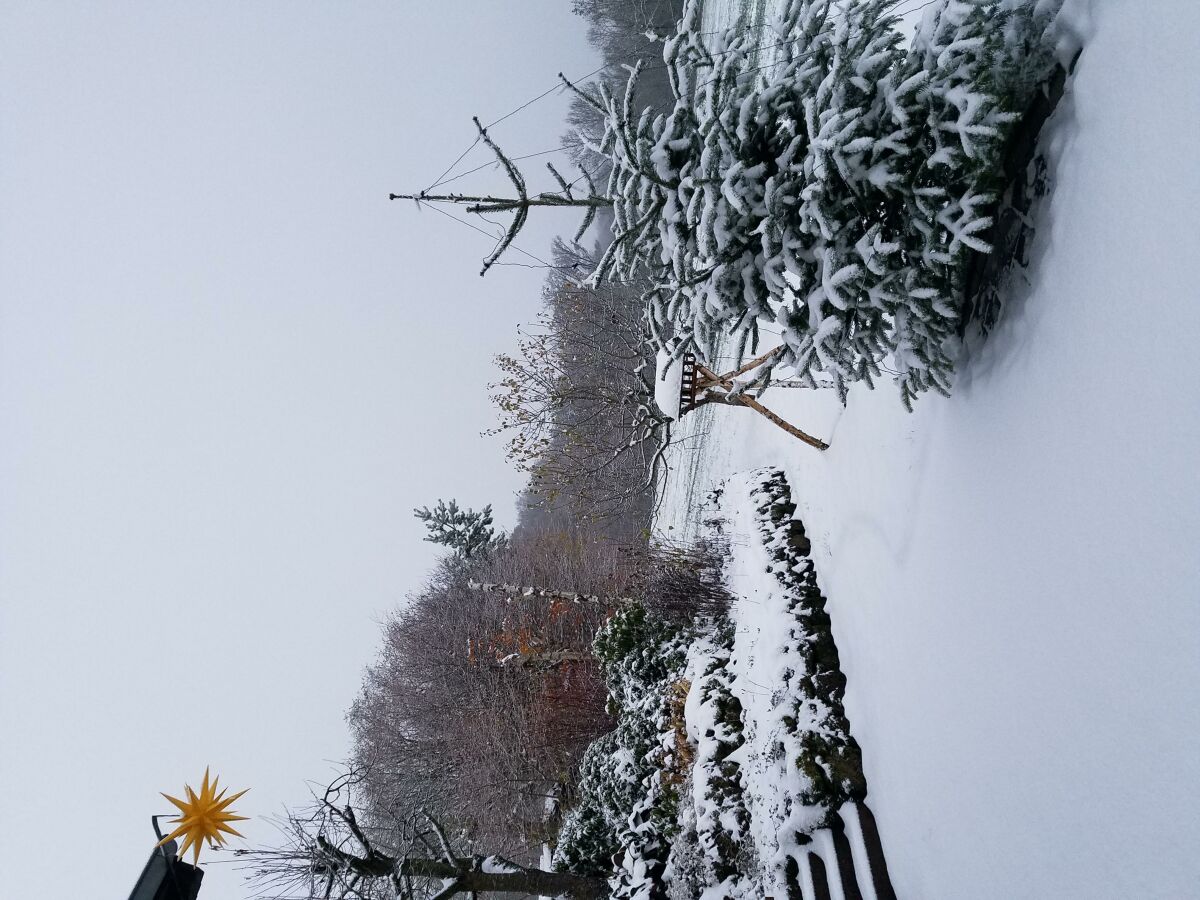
(737, 394, 830, 450)
(694, 363, 829, 451)
(693, 345, 785, 390)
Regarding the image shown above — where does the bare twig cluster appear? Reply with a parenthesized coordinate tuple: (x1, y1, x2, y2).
(240, 767, 606, 899)
(348, 531, 638, 861)
(490, 241, 673, 529)
(625, 537, 734, 620)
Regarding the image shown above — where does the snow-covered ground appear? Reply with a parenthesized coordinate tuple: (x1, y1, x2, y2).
(659, 1, 1200, 897)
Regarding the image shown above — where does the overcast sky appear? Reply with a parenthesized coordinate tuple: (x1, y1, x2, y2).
(0, 3, 600, 897)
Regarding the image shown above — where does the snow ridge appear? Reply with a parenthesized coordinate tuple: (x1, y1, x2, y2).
(710, 468, 866, 895)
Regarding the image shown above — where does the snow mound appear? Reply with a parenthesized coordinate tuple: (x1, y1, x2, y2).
(654, 351, 684, 421)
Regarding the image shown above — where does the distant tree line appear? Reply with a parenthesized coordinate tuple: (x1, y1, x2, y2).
(493, 239, 670, 541)
(344, 0, 692, 870)
(502, 0, 692, 540)
(248, 4, 694, 896)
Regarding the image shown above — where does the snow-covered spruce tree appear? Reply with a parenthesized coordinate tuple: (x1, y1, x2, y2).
(764, 0, 912, 400)
(413, 498, 500, 560)
(567, 0, 1063, 406)
(885, 0, 1065, 406)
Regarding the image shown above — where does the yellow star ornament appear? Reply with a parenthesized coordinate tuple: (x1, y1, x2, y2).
(157, 768, 249, 864)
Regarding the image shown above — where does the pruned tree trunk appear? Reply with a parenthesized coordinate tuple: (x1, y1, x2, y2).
(694, 362, 829, 451)
(494, 648, 594, 670)
(250, 772, 611, 900)
(400, 855, 606, 898)
(315, 837, 606, 899)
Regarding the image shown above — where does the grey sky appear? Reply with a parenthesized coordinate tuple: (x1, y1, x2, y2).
(0, 3, 600, 897)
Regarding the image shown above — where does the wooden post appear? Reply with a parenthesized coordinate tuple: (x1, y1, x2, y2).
(737, 393, 830, 450)
(694, 363, 829, 451)
(713, 345, 786, 384)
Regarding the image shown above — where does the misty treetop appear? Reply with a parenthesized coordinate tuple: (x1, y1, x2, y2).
(489, 241, 669, 527)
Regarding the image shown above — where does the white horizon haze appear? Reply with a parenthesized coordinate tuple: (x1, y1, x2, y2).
(0, 3, 601, 898)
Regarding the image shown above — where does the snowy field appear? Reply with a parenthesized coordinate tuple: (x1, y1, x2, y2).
(658, 1, 1200, 896)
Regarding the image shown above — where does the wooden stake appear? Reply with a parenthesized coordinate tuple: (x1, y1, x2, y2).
(714, 345, 786, 382)
(695, 363, 829, 451)
(693, 345, 785, 391)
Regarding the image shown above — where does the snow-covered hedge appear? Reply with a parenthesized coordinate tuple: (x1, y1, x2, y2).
(577, 0, 1064, 406)
(556, 471, 869, 896)
(742, 470, 866, 823)
(666, 622, 757, 899)
(666, 469, 868, 898)
(554, 605, 690, 896)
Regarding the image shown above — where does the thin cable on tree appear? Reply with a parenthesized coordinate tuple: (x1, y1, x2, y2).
(422, 202, 562, 271)
(423, 62, 612, 194)
(421, 2, 925, 198)
(427, 0, 938, 197)
(433, 143, 585, 191)
(407, 0, 949, 278)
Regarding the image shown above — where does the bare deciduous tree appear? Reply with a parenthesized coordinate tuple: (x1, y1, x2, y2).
(241, 768, 606, 900)
(348, 531, 629, 861)
(489, 242, 672, 526)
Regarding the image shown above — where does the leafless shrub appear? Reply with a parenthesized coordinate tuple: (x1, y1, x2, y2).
(349, 531, 628, 862)
(625, 537, 733, 621)
(490, 240, 668, 532)
(240, 766, 606, 900)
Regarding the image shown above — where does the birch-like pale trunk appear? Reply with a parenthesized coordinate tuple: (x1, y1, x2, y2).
(467, 579, 635, 608)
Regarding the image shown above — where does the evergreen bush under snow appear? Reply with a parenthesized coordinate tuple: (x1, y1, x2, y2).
(555, 472, 867, 896)
(573, 0, 1064, 406)
(555, 605, 690, 895)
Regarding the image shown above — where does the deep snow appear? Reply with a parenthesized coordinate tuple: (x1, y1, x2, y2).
(656, 0, 1200, 896)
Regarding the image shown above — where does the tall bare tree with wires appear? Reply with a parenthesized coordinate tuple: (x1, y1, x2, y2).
(390, 116, 611, 277)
